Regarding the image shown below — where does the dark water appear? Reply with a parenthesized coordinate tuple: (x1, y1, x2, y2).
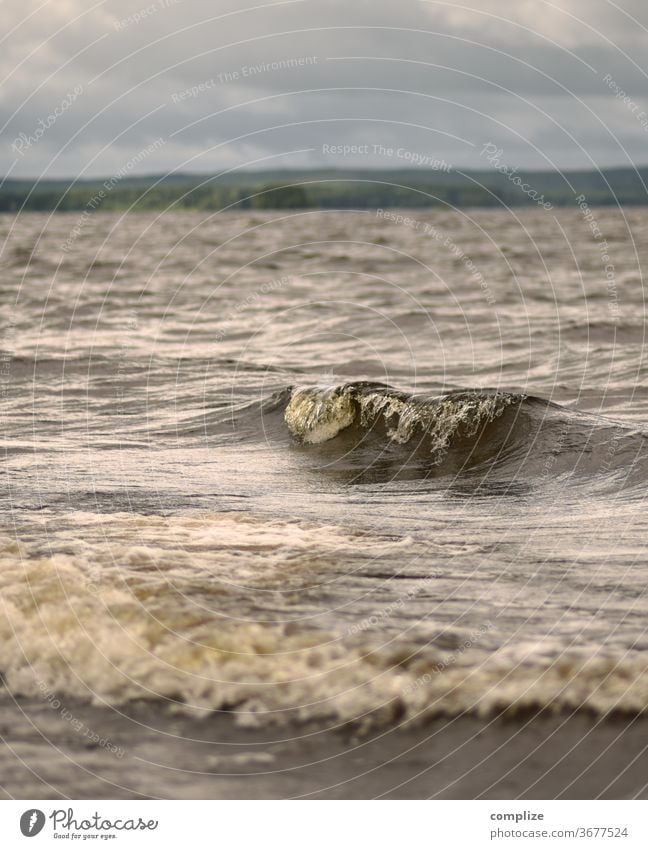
(2, 206, 648, 729)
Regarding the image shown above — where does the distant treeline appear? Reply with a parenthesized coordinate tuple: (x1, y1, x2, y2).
(1, 167, 647, 212)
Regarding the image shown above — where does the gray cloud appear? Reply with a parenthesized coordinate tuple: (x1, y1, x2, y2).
(2, 0, 648, 178)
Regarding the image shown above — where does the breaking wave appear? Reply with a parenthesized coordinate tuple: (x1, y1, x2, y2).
(284, 382, 526, 451)
(280, 381, 648, 484)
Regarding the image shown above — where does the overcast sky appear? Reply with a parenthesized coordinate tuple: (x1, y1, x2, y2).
(2, 0, 648, 179)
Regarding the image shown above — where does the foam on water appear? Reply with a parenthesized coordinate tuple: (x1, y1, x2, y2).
(2, 514, 648, 728)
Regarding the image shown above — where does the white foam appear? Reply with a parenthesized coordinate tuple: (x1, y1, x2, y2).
(284, 387, 357, 443)
(0, 519, 646, 727)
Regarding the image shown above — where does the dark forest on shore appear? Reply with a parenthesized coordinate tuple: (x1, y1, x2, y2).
(2, 165, 648, 212)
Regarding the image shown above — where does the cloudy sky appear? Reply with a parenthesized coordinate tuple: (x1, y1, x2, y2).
(2, 0, 648, 179)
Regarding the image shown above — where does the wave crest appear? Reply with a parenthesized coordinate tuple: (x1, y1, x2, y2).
(285, 382, 525, 457)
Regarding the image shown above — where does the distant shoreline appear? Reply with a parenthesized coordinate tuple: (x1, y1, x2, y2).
(2, 166, 648, 212)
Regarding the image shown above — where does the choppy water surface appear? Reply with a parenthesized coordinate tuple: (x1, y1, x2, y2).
(2, 206, 648, 728)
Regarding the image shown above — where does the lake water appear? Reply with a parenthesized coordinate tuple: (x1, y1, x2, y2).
(2, 205, 648, 730)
